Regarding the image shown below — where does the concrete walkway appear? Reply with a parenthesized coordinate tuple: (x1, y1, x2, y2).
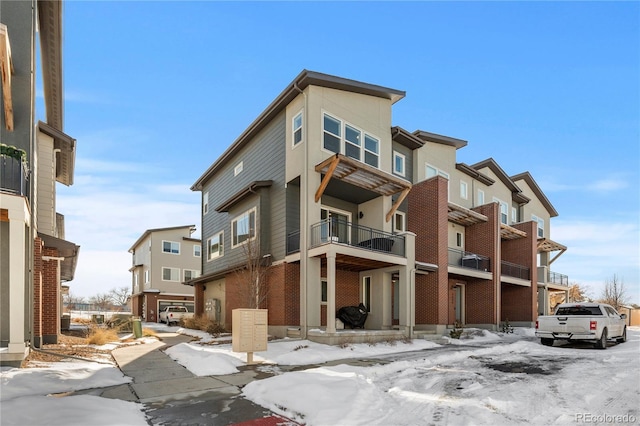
(94, 332, 290, 425)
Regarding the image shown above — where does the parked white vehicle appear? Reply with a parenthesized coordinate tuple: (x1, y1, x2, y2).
(535, 302, 627, 349)
(158, 306, 194, 325)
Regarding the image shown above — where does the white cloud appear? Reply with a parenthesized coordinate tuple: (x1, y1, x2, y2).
(586, 177, 628, 192)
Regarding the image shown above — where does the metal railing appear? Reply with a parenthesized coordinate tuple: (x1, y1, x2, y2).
(309, 219, 405, 256)
(501, 260, 530, 280)
(1, 154, 29, 197)
(548, 270, 569, 286)
(448, 248, 491, 272)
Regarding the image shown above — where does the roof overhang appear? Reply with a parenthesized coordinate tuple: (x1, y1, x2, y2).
(0, 24, 14, 131)
(37, 0, 64, 130)
(391, 126, 425, 150)
(413, 130, 468, 149)
(448, 202, 488, 226)
(538, 238, 567, 264)
(38, 121, 76, 186)
(215, 180, 273, 213)
(455, 163, 495, 186)
(128, 225, 196, 252)
(315, 154, 412, 222)
(500, 223, 528, 240)
(39, 233, 80, 282)
(191, 70, 405, 191)
(511, 171, 558, 217)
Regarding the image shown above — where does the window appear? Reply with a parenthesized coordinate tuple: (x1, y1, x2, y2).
(293, 112, 303, 146)
(532, 214, 544, 238)
(393, 151, 405, 176)
(184, 269, 200, 281)
(144, 270, 149, 284)
(232, 208, 256, 247)
(512, 207, 517, 223)
(394, 211, 405, 233)
(234, 161, 243, 176)
(322, 113, 379, 168)
(207, 231, 224, 260)
(321, 279, 327, 303)
(477, 189, 485, 206)
(493, 198, 508, 224)
(194, 245, 201, 257)
(460, 181, 468, 200)
(203, 192, 209, 215)
(162, 267, 180, 282)
(162, 241, 180, 254)
(133, 274, 139, 293)
(426, 164, 450, 200)
(362, 276, 371, 312)
(456, 232, 463, 247)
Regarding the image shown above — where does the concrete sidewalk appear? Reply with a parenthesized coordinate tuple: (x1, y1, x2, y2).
(95, 332, 292, 425)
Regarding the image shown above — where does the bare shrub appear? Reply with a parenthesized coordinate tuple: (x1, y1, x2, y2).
(180, 315, 226, 336)
(87, 326, 120, 345)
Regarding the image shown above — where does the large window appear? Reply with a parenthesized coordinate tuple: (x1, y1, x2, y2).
(232, 208, 256, 247)
(322, 113, 379, 168)
(162, 267, 180, 282)
(208, 231, 224, 260)
(162, 241, 180, 254)
(293, 112, 303, 146)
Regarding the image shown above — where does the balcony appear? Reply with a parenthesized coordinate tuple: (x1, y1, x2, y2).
(448, 248, 491, 272)
(0, 154, 29, 197)
(548, 270, 569, 286)
(501, 260, 530, 280)
(300, 219, 405, 257)
(537, 266, 569, 287)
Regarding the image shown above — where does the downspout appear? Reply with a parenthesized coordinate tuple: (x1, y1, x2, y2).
(28, 0, 37, 351)
(293, 81, 308, 338)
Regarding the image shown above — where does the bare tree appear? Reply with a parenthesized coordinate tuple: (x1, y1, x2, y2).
(567, 282, 591, 303)
(598, 274, 629, 310)
(233, 237, 271, 309)
(109, 286, 131, 307)
(90, 293, 113, 311)
(63, 292, 86, 310)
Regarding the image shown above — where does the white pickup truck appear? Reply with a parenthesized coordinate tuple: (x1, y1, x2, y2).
(158, 306, 194, 326)
(535, 302, 627, 349)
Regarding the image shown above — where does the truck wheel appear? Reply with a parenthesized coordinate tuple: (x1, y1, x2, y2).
(595, 328, 607, 349)
(541, 338, 554, 346)
(617, 327, 627, 343)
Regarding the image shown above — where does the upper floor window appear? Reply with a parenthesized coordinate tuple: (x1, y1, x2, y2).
(394, 211, 405, 233)
(232, 208, 256, 248)
(234, 161, 243, 176)
(532, 214, 544, 238)
(493, 197, 508, 224)
(393, 151, 405, 177)
(144, 270, 149, 284)
(162, 241, 180, 254)
(194, 245, 201, 257)
(203, 192, 209, 215)
(512, 207, 517, 223)
(208, 231, 223, 260)
(477, 189, 485, 206)
(162, 267, 180, 282)
(426, 164, 450, 200)
(460, 181, 468, 200)
(322, 113, 379, 168)
(184, 269, 200, 281)
(293, 112, 303, 146)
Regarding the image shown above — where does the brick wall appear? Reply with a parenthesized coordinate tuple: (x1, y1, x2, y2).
(33, 238, 43, 342)
(319, 267, 359, 326)
(501, 221, 538, 322)
(41, 246, 59, 343)
(408, 177, 449, 325)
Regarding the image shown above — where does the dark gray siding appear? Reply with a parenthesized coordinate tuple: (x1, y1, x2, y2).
(201, 112, 286, 277)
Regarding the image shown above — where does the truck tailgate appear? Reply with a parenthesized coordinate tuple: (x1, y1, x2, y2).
(542, 317, 592, 334)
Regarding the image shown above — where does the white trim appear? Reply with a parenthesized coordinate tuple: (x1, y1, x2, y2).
(321, 110, 380, 169)
(231, 207, 257, 248)
(183, 269, 200, 281)
(234, 161, 243, 176)
(394, 211, 406, 233)
(203, 192, 209, 215)
(207, 231, 224, 261)
(292, 110, 303, 147)
(162, 240, 180, 255)
(477, 189, 485, 206)
(393, 150, 406, 177)
(162, 267, 180, 282)
(460, 180, 468, 200)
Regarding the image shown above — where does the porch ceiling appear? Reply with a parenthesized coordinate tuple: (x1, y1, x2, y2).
(320, 253, 396, 272)
(500, 223, 528, 240)
(315, 154, 412, 222)
(448, 202, 488, 226)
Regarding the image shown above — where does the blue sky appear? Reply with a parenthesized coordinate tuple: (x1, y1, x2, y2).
(51, 1, 639, 304)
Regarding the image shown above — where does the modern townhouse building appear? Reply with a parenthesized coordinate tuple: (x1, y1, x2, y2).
(1, 0, 80, 366)
(189, 70, 568, 344)
(129, 225, 199, 322)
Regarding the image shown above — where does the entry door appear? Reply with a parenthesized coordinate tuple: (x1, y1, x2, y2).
(321, 208, 350, 243)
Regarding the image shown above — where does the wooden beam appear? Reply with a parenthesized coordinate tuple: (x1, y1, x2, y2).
(314, 155, 340, 202)
(0, 24, 14, 131)
(386, 187, 411, 222)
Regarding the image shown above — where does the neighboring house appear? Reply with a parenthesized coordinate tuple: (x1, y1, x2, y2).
(129, 225, 199, 322)
(188, 70, 568, 344)
(1, 0, 80, 366)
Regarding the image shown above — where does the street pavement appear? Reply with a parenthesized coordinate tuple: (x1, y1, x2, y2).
(80, 332, 299, 425)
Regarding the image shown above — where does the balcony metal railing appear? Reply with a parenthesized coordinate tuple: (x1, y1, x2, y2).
(501, 260, 530, 280)
(309, 219, 405, 256)
(1, 154, 29, 197)
(548, 270, 569, 286)
(448, 248, 491, 272)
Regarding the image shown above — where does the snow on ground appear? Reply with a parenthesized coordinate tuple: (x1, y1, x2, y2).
(2, 323, 639, 426)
